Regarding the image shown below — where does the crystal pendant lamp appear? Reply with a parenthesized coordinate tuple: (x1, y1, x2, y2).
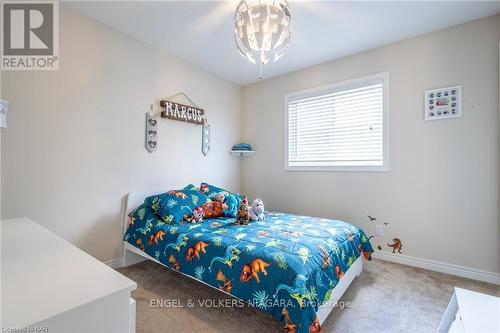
(234, 0, 291, 79)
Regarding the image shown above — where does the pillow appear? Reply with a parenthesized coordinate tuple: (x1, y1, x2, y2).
(148, 188, 210, 224)
(144, 195, 161, 212)
(199, 182, 243, 218)
(183, 184, 200, 192)
(124, 203, 157, 238)
(144, 185, 202, 209)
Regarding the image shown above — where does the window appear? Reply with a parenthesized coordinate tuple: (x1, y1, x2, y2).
(285, 72, 389, 171)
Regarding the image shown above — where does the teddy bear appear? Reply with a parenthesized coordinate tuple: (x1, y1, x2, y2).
(250, 198, 265, 221)
(236, 197, 250, 225)
(199, 201, 228, 219)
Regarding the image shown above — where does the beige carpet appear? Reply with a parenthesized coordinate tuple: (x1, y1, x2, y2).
(118, 259, 499, 333)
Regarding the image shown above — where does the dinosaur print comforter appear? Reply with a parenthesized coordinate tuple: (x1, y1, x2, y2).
(125, 208, 374, 333)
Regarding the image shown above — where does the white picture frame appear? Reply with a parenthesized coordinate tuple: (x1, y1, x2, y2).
(424, 85, 462, 121)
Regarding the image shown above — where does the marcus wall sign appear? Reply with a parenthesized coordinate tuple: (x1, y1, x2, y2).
(160, 100, 204, 125)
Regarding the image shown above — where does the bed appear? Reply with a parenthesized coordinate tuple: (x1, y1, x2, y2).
(123, 191, 373, 333)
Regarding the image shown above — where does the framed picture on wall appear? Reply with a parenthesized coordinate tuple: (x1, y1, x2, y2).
(424, 85, 462, 121)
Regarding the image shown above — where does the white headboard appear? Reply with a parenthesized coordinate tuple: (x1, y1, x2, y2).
(123, 191, 164, 236)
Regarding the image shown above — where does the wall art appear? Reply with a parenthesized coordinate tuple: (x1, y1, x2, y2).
(424, 85, 462, 120)
(146, 112, 158, 153)
(202, 120, 211, 156)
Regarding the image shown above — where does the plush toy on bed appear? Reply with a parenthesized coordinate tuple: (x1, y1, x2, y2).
(213, 191, 239, 218)
(236, 197, 250, 225)
(198, 201, 228, 219)
(214, 192, 225, 203)
(191, 207, 204, 223)
(223, 195, 238, 217)
(250, 198, 265, 221)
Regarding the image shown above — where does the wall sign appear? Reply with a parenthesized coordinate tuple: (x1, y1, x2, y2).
(158, 93, 210, 156)
(160, 100, 205, 125)
(424, 85, 462, 121)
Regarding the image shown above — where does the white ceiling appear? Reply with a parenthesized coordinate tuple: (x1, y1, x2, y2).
(65, 1, 500, 85)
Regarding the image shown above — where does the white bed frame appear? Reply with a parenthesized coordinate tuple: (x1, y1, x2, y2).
(122, 191, 363, 325)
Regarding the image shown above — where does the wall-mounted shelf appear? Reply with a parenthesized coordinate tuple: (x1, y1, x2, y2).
(229, 150, 255, 157)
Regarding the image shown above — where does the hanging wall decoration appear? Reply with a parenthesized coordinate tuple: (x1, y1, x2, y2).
(146, 108, 158, 153)
(159, 92, 210, 156)
(202, 120, 211, 156)
(160, 100, 204, 125)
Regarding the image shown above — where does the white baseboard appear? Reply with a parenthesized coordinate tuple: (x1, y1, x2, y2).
(106, 252, 500, 285)
(373, 251, 500, 285)
(105, 257, 124, 269)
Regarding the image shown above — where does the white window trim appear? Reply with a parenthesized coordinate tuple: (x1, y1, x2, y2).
(284, 71, 390, 172)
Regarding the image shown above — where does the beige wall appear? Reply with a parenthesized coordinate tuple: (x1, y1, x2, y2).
(242, 16, 500, 274)
(1, 6, 242, 262)
(1, 6, 498, 275)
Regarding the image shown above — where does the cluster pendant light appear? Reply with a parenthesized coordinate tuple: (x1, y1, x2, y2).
(234, 0, 291, 79)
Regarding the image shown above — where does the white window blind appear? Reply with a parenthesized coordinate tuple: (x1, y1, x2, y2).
(286, 73, 389, 171)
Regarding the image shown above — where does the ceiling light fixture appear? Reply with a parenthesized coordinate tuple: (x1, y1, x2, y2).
(234, 0, 291, 80)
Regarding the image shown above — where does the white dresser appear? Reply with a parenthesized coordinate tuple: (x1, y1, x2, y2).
(1, 218, 137, 332)
(438, 287, 500, 333)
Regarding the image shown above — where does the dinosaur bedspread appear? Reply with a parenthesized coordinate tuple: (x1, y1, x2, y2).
(125, 208, 373, 333)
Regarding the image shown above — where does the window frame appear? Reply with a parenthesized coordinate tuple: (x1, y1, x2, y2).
(284, 71, 390, 172)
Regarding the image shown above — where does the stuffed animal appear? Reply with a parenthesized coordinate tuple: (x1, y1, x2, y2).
(214, 191, 241, 217)
(236, 197, 250, 225)
(191, 207, 204, 223)
(250, 198, 265, 221)
(200, 183, 209, 193)
(223, 195, 238, 217)
(199, 201, 228, 219)
(214, 192, 226, 203)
